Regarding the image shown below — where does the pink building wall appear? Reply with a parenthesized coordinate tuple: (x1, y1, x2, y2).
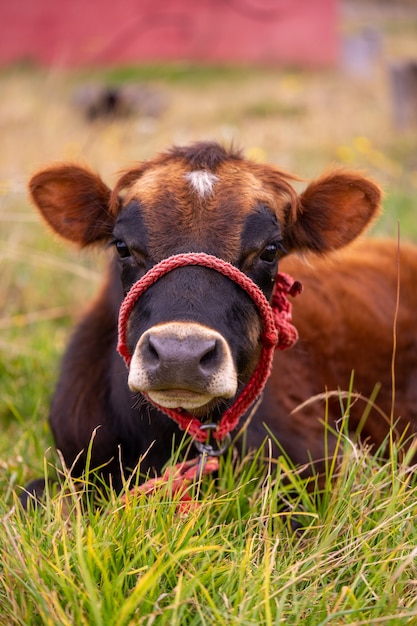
(0, 0, 338, 67)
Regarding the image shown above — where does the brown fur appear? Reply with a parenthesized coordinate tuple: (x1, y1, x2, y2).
(274, 239, 417, 465)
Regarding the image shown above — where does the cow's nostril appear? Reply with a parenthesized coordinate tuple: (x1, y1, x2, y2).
(199, 339, 220, 372)
(146, 335, 161, 366)
(143, 335, 160, 368)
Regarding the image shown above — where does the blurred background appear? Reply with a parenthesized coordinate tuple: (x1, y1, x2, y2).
(0, 0, 416, 479)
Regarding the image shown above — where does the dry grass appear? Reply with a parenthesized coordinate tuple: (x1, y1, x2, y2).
(0, 62, 401, 182)
(0, 3, 416, 183)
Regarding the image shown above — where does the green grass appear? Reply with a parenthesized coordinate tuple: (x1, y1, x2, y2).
(376, 189, 417, 241)
(90, 63, 259, 86)
(1, 434, 417, 624)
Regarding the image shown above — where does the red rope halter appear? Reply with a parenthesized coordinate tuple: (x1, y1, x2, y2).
(117, 252, 302, 443)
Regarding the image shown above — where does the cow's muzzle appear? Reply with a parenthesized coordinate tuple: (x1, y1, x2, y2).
(128, 321, 237, 410)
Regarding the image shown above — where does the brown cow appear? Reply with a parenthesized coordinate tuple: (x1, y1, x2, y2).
(23, 141, 417, 503)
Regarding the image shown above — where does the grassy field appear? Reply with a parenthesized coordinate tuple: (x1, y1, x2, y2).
(2, 4, 417, 623)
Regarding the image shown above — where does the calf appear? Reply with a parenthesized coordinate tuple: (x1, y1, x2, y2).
(26, 142, 417, 498)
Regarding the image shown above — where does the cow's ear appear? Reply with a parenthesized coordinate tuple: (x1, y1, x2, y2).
(283, 171, 382, 254)
(29, 165, 116, 246)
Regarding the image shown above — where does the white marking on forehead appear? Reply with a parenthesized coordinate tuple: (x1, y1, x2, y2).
(185, 170, 219, 198)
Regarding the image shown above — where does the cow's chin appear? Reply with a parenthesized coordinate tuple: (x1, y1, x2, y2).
(147, 389, 225, 415)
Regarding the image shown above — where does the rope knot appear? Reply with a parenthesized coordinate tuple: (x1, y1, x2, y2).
(261, 329, 279, 348)
(271, 273, 303, 351)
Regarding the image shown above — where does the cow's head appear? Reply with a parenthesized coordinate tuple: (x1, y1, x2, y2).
(29, 142, 381, 420)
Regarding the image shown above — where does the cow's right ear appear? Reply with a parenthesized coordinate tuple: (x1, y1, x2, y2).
(29, 165, 116, 246)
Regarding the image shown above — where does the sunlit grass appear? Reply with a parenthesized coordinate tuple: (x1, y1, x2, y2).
(2, 433, 417, 624)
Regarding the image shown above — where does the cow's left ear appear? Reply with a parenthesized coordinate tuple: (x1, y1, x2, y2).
(29, 164, 116, 247)
(283, 170, 382, 254)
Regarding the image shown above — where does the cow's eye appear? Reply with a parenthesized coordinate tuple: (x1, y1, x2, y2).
(259, 243, 279, 263)
(115, 240, 131, 259)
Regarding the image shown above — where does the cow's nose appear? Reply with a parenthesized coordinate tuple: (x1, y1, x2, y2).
(128, 322, 238, 410)
(145, 333, 220, 377)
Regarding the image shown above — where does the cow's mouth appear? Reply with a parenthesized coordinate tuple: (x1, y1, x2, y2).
(146, 387, 234, 416)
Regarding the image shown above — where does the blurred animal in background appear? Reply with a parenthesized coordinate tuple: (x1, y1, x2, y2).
(72, 83, 166, 121)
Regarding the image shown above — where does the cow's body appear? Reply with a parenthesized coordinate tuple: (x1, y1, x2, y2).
(26, 142, 417, 495)
(272, 240, 417, 466)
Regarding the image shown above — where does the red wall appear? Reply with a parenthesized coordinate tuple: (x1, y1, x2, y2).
(0, 0, 338, 67)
